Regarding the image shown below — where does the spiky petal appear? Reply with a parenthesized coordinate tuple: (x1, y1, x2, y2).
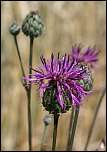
(24, 53, 93, 114)
(71, 45, 99, 68)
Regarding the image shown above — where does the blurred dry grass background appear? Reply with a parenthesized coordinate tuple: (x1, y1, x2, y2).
(1, 1, 106, 151)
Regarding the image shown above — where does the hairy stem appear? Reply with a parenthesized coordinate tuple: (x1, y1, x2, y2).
(52, 114, 59, 151)
(84, 87, 106, 150)
(67, 107, 75, 150)
(68, 106, 80, 150)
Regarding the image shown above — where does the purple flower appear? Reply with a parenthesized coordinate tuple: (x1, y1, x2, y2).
(71, 44, 99, 68)
(24, 53, 92, 113)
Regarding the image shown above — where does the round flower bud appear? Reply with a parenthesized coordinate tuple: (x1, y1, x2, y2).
(43, 115, 53, 126)
(77, 64, 93, 92)
(9, 22, 20, 36)
(22, 11, 44, 38)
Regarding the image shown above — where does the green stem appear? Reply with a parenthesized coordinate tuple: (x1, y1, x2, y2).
(14, 36, 25, 77)
(68, 106, 80, 150)
(66, 107, 75, 150)
(14, 36, 28, 90)
(13, 35, 34, 150)
(52, 114, 59, 151)
(84, 87, 106, 151)
(27, 37, 34, 151)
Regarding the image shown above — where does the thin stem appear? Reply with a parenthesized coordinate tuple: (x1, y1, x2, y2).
(14, 36, 28, 90)
(40, 124, 48, 151)
(66, 107, 75, 150)
(84, 87, 106, 151)
(14, 36, 25, 77)
(27, 37, 34, 151)
(52, 114, 59, 151)
(13, 34, 34, 150)
(68, 106, 80, 151)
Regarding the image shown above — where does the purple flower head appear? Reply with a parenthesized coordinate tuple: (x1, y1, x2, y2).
(24, 53, 93, 114)
(71, 44, 99, 68)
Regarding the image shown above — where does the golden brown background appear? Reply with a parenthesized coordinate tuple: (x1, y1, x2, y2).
(1, 1, 106, 151)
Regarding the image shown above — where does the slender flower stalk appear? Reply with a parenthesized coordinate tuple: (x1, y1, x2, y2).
(9, 22, 33, 150)
(41, 115, 53, 151)
(26, 37, 34, 150)
(14, 36, 25, 77)
(52, 114, 59, 151)
(9, 23, 26, 86)
(13, 35, 33, 150)
(84, 87, 106, 151)
(21, 11, 44, 150)
(67, 106, 80, 150)
(67, 107, 75, 150)
(40, 124, 48, 151)
(9, 11, 44, 150)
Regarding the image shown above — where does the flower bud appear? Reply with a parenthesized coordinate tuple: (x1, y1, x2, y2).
(77, 64, 93, 91)
(9, 22, 20, 36)
(43, 115, 53, 126)
(22, 11, 44, 38)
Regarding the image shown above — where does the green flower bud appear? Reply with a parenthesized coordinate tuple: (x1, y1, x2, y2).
(22, 11, 44, 38)
(9, 22, 20, 36)
(77, 64, 93, 91)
